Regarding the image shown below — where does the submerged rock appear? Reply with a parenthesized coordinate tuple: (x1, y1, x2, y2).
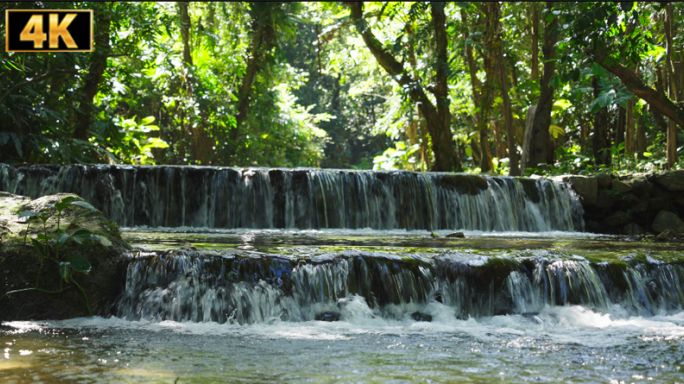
(446, 232, 465, 238)
(315, 312, 341, 322)
(411, 311, 432, 322)
(0, 192, 129, 321)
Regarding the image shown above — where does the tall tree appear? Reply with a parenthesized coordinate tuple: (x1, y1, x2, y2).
(521, 2, 557, 170)
(345, 2, 461, 172)
(494, 4, 519, 175)
(73, 4, 112, 141)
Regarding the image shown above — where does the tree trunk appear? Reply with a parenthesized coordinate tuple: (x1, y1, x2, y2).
(461, 8, 488, 170)
(665, 3, 678, 168)
(589, 50, 684, 130)
(530, 3, 540, 82)
(520, 105, 536, 171)
(637, 113, 646, 159)
(615, 106, 625, 148)
(525, 2, 557, 169)
(73, 6, 111, 141)
(231, 2, 278, 161)
(479, 2, 500, 173)
(592, 76, 612, 166)
(495, 11, 519, 175)
(346, 2, 461, 172)
(625, 99, 635, 155)
(179, 2, 193, 67)
(430, 2, 461, 172)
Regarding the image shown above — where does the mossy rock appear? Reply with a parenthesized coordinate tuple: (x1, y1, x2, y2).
(0, 192, 130, 321)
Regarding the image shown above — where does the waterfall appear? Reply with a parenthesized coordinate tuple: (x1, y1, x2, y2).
(116, 249, 684, 324)
(0, 164, 584, 231)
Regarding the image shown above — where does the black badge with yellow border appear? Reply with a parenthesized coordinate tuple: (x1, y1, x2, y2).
(6, 9, 93, 52)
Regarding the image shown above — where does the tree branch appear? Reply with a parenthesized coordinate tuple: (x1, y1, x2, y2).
(589, 49, 684, 128)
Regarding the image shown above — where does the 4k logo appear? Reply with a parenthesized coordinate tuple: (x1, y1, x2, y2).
(6, 10, 93, 52)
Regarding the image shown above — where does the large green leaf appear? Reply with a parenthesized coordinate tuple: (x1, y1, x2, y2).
(55, 196, 79, 212)
(70, 200, 99, 212)
(66, 255, 91, 274)
(71, 229, 93, 244)
(59, 262, 71, 283)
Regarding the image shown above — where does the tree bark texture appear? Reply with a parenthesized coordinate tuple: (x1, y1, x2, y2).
(592, 76, 612, 166)
(495, 4, 519, 175)
(625, 100, 635, 155)
(525, 2, 557, 170)
(590, 51, 684, 130)
(478, 2, 500, 172)
(232, 2, 278, 150)
(637, 113, 646, 159)
(529, 3, 540, 83)
(73, 6, 111, 141)
(346, 2, 461, 172)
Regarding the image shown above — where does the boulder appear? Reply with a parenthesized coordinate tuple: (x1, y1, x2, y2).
(0, 192, 129, 321)
(596, 173, 613, 188)
(623, 176, 653, 196)
(611, 179, 633, 194)
(446, 232, 465, 238)
(411, 311, 433, 322)
(596, 189, 616, 209)
(604, 211, 630, 227)
(623, 223, 644, 236)
(655, 170, 684, 192)
(651, 210, 684, 233)
(561, 176, 597, 207)
(656, 229, 678, 242)
(315, 312, 341, 322)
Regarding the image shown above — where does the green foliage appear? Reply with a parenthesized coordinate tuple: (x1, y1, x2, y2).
(1, 196, 101, 316)
(1, 2, 682, 175)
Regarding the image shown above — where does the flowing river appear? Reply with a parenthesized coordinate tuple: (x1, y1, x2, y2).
(2, 229, 684, 383)
(1, 165, 683, 382)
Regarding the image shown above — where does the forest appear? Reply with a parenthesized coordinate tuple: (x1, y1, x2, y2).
(1, 1, 683, 177)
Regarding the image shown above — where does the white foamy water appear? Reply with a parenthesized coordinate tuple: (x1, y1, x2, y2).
(2, 302, 683, 383)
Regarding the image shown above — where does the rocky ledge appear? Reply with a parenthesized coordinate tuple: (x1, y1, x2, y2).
(0, 192, 130, 321)
(558, 170, 684, 237)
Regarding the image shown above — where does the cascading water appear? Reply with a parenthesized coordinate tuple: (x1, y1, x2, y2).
(0, 163, 584, 231)
(2, 164, 684, 383)
(116, 249, 684, 324)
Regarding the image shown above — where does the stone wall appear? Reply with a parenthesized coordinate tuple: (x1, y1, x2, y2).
(558, 170, 684, 237)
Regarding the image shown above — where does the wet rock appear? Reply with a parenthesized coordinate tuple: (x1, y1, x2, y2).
(656, 229, 678, 242)
(655, 170, 684, 192)
(611, 180, 633, 194)
(0, 192, 129, 321)
(315, 312, 341, 322)
(562, 176, 597, 207)
(605, 211, 630, 227)
(623, 223, 644, 236)
(651, 210, 684, 233)
(596, 173, 612, 188)
(446, 232, 465, 238)
(411, 311, 433, 322)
